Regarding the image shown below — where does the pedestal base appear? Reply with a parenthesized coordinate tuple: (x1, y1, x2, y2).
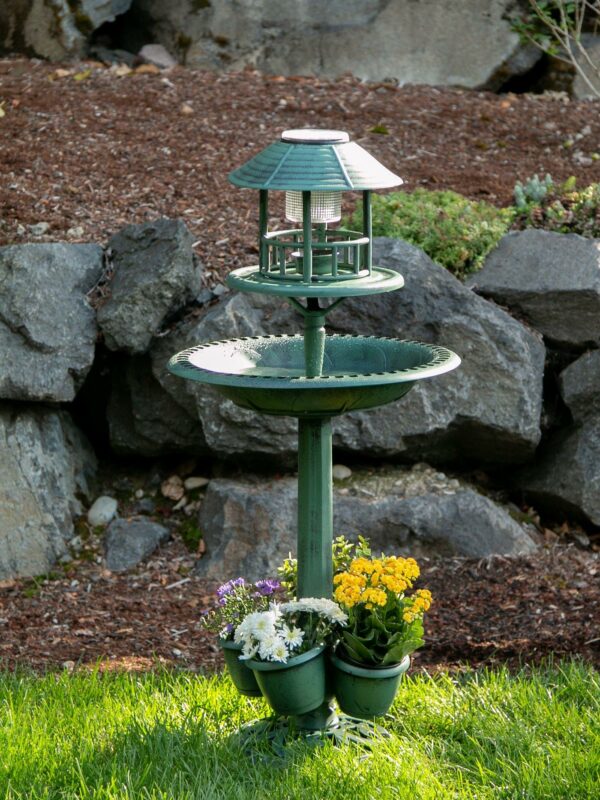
(235, 712, 390, 757)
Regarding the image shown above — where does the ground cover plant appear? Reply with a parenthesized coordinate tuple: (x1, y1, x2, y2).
(347, 189, 514, 279)
(348, 177, 600, 279)
(0, 662, 597, 799)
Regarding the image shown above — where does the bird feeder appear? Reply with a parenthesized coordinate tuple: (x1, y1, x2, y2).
(168, 129, 460, 743)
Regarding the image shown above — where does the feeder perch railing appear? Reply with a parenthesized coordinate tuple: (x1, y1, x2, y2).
(260, 228, 370, 283)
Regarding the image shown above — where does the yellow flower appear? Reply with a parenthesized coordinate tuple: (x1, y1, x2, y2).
(349, 557, 377, 576)
(361, 587, 387, 608)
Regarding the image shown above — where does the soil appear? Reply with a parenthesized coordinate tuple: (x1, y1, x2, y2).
(1, 57, 600, 289)
(0, 533, 597, 674)
(0, 59, 599, 675)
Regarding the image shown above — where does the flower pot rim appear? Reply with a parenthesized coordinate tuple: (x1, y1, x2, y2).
(330, 651, 410, 679)
(247, 644, 325, 672)
(218, 637, 240, 650)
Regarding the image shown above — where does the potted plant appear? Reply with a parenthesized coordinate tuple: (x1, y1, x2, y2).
(235, 598, 347, 716)
(202, 577, 282, 697)
(330, 554, 433, 719)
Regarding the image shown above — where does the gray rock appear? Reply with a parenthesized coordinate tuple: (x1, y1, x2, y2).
(517, 417, 600, 526)
(107, 355, 206, 456)
(329, 238, 545, 464)
(559, 349, 600, 422)
(184, 476, 210, 490)
(572, 34, 600, 99)
(1, 1, 131, 61)
(332, 464, 352, 481)
(139, 43, 177, 69)
(0, 243, 104, 402)
(28, 222, 50, 236)
(196, 465, 538, 581)
(0, 404, 97, 580)
(104, 517, 170, 571)
(97, 218, 201, 354)
(136, 0, 528, 90)
(159, 244, 545, 466)
(468, 230, 600, 348)
(87, 496, 118, 527)
(150, 292, 298, 463)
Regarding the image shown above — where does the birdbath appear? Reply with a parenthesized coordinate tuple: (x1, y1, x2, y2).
(168, 129, 460, 739)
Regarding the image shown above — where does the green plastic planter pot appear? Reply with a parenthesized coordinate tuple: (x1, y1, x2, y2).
(330, 652, 410, 719)
(248, 646, 326, 716)
(219, 639, 262, 697)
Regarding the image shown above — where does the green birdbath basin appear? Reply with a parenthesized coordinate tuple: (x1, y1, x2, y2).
(168, 334, 460, 418)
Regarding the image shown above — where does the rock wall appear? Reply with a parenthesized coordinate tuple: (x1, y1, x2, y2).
(1, 1, 132, 60)
(133, 0, 533, 89)
(1, 1, 541, 91)
(1, 218, 598, 580)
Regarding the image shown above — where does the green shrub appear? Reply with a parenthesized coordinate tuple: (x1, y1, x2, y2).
(513, 177, 600, 238)
(348, 189, 513, 279)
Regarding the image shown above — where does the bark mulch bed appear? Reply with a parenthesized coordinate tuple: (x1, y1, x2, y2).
(1, 58, 600, 288)
(1, 535, 597, 675)
(1, 60, 599, 674)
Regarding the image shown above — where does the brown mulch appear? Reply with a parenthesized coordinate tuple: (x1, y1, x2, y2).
(1, 58, 600, 288)
(1, 60, 599, 674)
(1, 534, 597, 674)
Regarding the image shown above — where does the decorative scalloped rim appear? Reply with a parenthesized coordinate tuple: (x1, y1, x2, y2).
(168, 334, 460, 389)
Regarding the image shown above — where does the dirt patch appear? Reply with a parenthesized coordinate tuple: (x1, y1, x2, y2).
(1, 534, 597, 674)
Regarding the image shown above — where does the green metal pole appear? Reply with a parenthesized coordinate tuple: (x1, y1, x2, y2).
(259, 189, 268, 272)
(294, 414, 337, 731)
(304, 298, 326, 378)
(297, 416, 333, 599)
(363, 190, 372, 272)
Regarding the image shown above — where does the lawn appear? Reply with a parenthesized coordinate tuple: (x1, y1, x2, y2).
(1, 661, 598, 800)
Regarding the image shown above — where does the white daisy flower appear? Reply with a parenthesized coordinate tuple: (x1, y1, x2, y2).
(281, 624, 304, 649)
(239, 642, 259, 661)
(258, 633, 287, 661)
(251, 611, 278, 640)
(269, 639, 290, 663)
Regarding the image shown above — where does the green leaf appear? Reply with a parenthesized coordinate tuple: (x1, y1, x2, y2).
(343, 632, 376, 662)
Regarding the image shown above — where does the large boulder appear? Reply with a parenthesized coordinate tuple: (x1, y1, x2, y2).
(97, 218, 202, 354)
(0, 1, 131, 61)
(149, 292, 299, 463)
(559, 349, 600, 422)
(572, 34, 600, 99)
(328, 238, 546, 464)
(196, 465, 538, 581)
(149, 239, 545, 466)
(517, 348, 600, 526)
(467, 230, 600, 349)
(107, 355, 206, 456)
(0, 243, 104, 402)
(0, 404, 97, 580)
(135, 0, 534, 89)
(517, 417, 600, 527)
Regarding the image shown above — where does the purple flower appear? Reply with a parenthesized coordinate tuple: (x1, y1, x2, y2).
(223, 623, 234, 634)
(216, 577, 246, 599)
(254, 579, 281, 596)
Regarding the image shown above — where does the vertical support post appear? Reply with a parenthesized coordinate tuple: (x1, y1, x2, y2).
(303, 298, 326, 378)
(302, 191, 312, 283)
(259, 189, 268, 272)
(297, 416, 333, 600)
(363, 189, 372, 274)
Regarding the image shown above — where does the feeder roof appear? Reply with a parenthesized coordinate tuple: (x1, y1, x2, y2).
(229, 129, 403, 191)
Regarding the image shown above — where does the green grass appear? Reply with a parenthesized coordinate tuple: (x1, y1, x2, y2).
(0, 661, 598, 799)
